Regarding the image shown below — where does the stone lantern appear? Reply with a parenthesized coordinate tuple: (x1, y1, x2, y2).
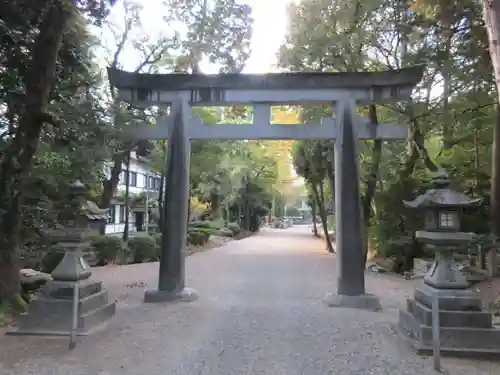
(397, 169, 500, 358)
(404, 170, 481, 289)
(8, 181, 116, 336)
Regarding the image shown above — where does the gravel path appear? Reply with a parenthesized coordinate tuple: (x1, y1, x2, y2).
(0, 226, 497, 375)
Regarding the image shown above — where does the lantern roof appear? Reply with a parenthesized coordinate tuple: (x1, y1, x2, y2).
(403, 169, 482, 209)
(82, 200, 109, 221)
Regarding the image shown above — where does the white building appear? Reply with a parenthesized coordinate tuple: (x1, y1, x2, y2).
(104, 151, 162, 234)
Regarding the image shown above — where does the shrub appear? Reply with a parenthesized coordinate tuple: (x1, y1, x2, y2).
(227, 222, 241, 236)
(153, 233, 162, 247)
(91, 236, 123, 265)
(215, 228, 234, 237)
(195, 227, 216, 236)
(187, 229, 210, 246)
(209, 218, 225, 230)
(128, 235, 158, 263)
(188, 220, 213, 229)
(378, 235, 424, 273)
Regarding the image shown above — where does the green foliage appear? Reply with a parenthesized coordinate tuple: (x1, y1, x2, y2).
(128, 235, 159, 263)
(187, 229, 211, 246)
(282, 0, 497, 269)
(227, 222, 241, 236)
(91, 236, 123, 265)
(153, 233, 163, 247)
(188, 221, 217, 230)
(218, 228, 234, 237)
(0, 303, 11, 326)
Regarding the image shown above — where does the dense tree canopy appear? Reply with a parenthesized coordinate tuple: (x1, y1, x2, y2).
(284, 0, 496, 271)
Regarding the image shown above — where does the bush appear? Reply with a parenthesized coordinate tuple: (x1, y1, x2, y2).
(91, 236, 123, 265)
(128, 235, 159, 263)
(378, 235, 424, 273)
(188, 220, 213, 229)
(194, 227, 216, 236)
(187, 229, 210, 246)
(209, 218, 225, 230)
(227, 222, 241, 236)
(153, 233, 162, 247)
(215, 228, 234, 237)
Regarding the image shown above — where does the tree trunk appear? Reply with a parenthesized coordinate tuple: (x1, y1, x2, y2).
(100, 151, 127, 209)
(209, 189, 220, 218)
(402, 119, 438, 178)
(311, 199, 319, 237)
(122, 151, 131, 241)
(311, 182, 335, 253)
(224, 201, 230, 227)
(243, 176, 250, 230)
(482, 0, 500, 107)
(362, 105, 382, 263)
(491, 104, 500, 237)
(158, 141, 167, 229)
(0, 2, 72, 301)
(482, 0, 500, 243)
(326, 141, 335, 211)
(99, 151, 127, 234)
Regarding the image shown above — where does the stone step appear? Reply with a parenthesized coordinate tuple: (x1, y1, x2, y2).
(414, 285, 482, 311)
(79, 290, 109, 314)
(78, 302, 116, 331)
(399, 310, 500, 351)
(40, 279, 102, 299)
(406, 298, 492, 328)
(397, 322, 500, 361)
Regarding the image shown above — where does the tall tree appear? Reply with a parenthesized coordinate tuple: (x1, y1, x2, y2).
(0, 0, 117, 301)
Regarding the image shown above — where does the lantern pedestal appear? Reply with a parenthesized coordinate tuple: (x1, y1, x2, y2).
(398, 284, 500, 359)
(398, 237, 500, 359)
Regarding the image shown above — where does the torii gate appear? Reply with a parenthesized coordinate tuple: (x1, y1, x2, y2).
(108, 66, 423, 310)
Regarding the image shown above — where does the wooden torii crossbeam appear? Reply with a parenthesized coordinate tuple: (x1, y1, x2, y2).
(108, 66, 424, 309)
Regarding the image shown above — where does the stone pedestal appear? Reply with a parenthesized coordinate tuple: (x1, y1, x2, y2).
(8, 279, 116, 336)
(398, 283, 500, 359)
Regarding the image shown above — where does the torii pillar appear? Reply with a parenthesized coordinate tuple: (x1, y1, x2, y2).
(323, 99, 388, 310)
(143, 100, 197, 303)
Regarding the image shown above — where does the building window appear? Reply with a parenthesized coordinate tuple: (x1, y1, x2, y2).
(438, 211, 455, 229)
(119, 205, 127, 223)
(148, 176, 155, 189)
(119, 170, 127, 184)
(107, 205, 116, 224)
(129, 171, 137, 187)
(104, 166, 112, 179)
(155, 177, 162, 190)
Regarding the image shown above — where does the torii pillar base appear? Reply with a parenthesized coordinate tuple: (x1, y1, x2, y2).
(144, 287, 199, 303)
(323, 293, 381, 311)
